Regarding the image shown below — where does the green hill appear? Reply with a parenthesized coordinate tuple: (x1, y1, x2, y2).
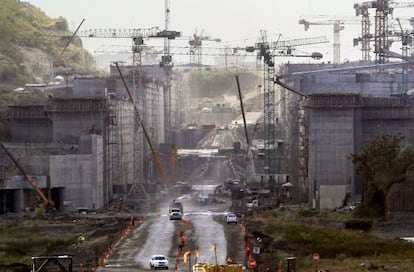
(0, 0, 96, 90)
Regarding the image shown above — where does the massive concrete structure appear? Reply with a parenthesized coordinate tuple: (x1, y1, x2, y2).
(280, 62, 414, 209)
(0, 63, 183, 213)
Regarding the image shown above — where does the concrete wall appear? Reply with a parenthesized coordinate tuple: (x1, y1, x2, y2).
(10, 119, 52, 143)
(52, 111, 105, 144)
(319, 185, 349, 210)
(308, 106, 357, 209)
(0, 135, 103, 213)
(53, 77, 107, 99)
(282, 62, 414, 209)
(49, 135, 104, 211)
(107, 101, 135, 192)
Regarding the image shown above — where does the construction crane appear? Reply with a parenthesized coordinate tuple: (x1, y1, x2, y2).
(255, 31, 326, 188)
(76, 25, 180, 143)
(299, 17, 360, 64)
(189, 29, 222, 70)
(188, 29, 221, 118)
(162, 0, 173, 143)
(76, 27, 180, 67)
(0, 142, 55, 210)
(354, 0, 414, 63)
(395, 17, 411, 92)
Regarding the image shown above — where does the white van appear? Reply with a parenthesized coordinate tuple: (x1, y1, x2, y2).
(169, 208, 182, 220)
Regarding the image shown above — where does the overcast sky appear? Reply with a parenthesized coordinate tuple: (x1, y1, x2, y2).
(27, 0, 413, 65)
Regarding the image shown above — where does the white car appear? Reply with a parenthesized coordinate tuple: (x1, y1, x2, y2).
(226, 213, 238, 224)
(149, 255, 169, 270)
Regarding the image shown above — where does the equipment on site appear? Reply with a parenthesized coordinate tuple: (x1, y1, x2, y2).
(0, 142, 55, 210)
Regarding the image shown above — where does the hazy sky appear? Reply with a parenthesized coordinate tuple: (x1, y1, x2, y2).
(27, 0, 414, 64)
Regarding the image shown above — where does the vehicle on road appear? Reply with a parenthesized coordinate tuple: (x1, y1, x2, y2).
(169, 208, 182, 220)
(170, 200, 183, 214)
(149, 255, 169, 270)
(226, 213, 238, 224)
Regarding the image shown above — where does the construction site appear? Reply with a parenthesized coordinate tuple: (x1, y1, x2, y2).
(1, 0, 414, 219)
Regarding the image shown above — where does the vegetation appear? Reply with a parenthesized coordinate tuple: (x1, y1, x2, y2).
(0, 224, 75, 265)
(247, 209, 414, 272)
(349, 134, 414, 219)
(0, 0, 96, 96)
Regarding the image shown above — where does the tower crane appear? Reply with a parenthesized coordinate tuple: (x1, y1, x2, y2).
(354, 0, 414, 63)
(188, 29, 221, 117)
(163, 0, 173, 143)
(299, 17, 360, 64)
(76, 26, 180, 142)
(76, 27, 180, 70)
(255, 31, 326, 187)
(189, 29, 221, 70)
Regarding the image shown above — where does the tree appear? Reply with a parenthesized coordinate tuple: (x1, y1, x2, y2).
(349, 134, 414, 220)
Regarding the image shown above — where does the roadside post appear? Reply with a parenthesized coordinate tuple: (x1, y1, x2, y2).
(313, 253, 320, 272)
(248, 258, 257, 270)
(183, 251, 191, 272)
(286, 257, 296, 272)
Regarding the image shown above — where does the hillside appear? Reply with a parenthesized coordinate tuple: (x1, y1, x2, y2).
(186, 69, 262, 110)
(0, 0, 96, 90)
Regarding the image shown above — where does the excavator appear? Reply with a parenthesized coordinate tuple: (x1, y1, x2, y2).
(0, 142, 55, 210)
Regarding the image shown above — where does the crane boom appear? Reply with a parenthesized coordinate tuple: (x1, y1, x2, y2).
(76, 27, 181, 39)
(0, 142, 54, 208)
(53, 18, 85, 68)
(271, 36, 329, 49)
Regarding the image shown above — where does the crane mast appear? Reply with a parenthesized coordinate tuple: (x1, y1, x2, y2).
(299, 18, 358, 64)
(257, 30, 276, 186)
(375, 0, 389, 64)
(256, 31, 326, 190)
(162, 0, 173, 143)
(355, 0, 414, 63)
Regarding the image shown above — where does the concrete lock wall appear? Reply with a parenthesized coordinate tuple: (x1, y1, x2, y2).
(319, 185, 349, 210)
(49, 135, 104, 212)
(52, 112, 105, 144)
(10, 119, 53, 143)
(308, 107, 357, 209)
(52, 78, 107, 99)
